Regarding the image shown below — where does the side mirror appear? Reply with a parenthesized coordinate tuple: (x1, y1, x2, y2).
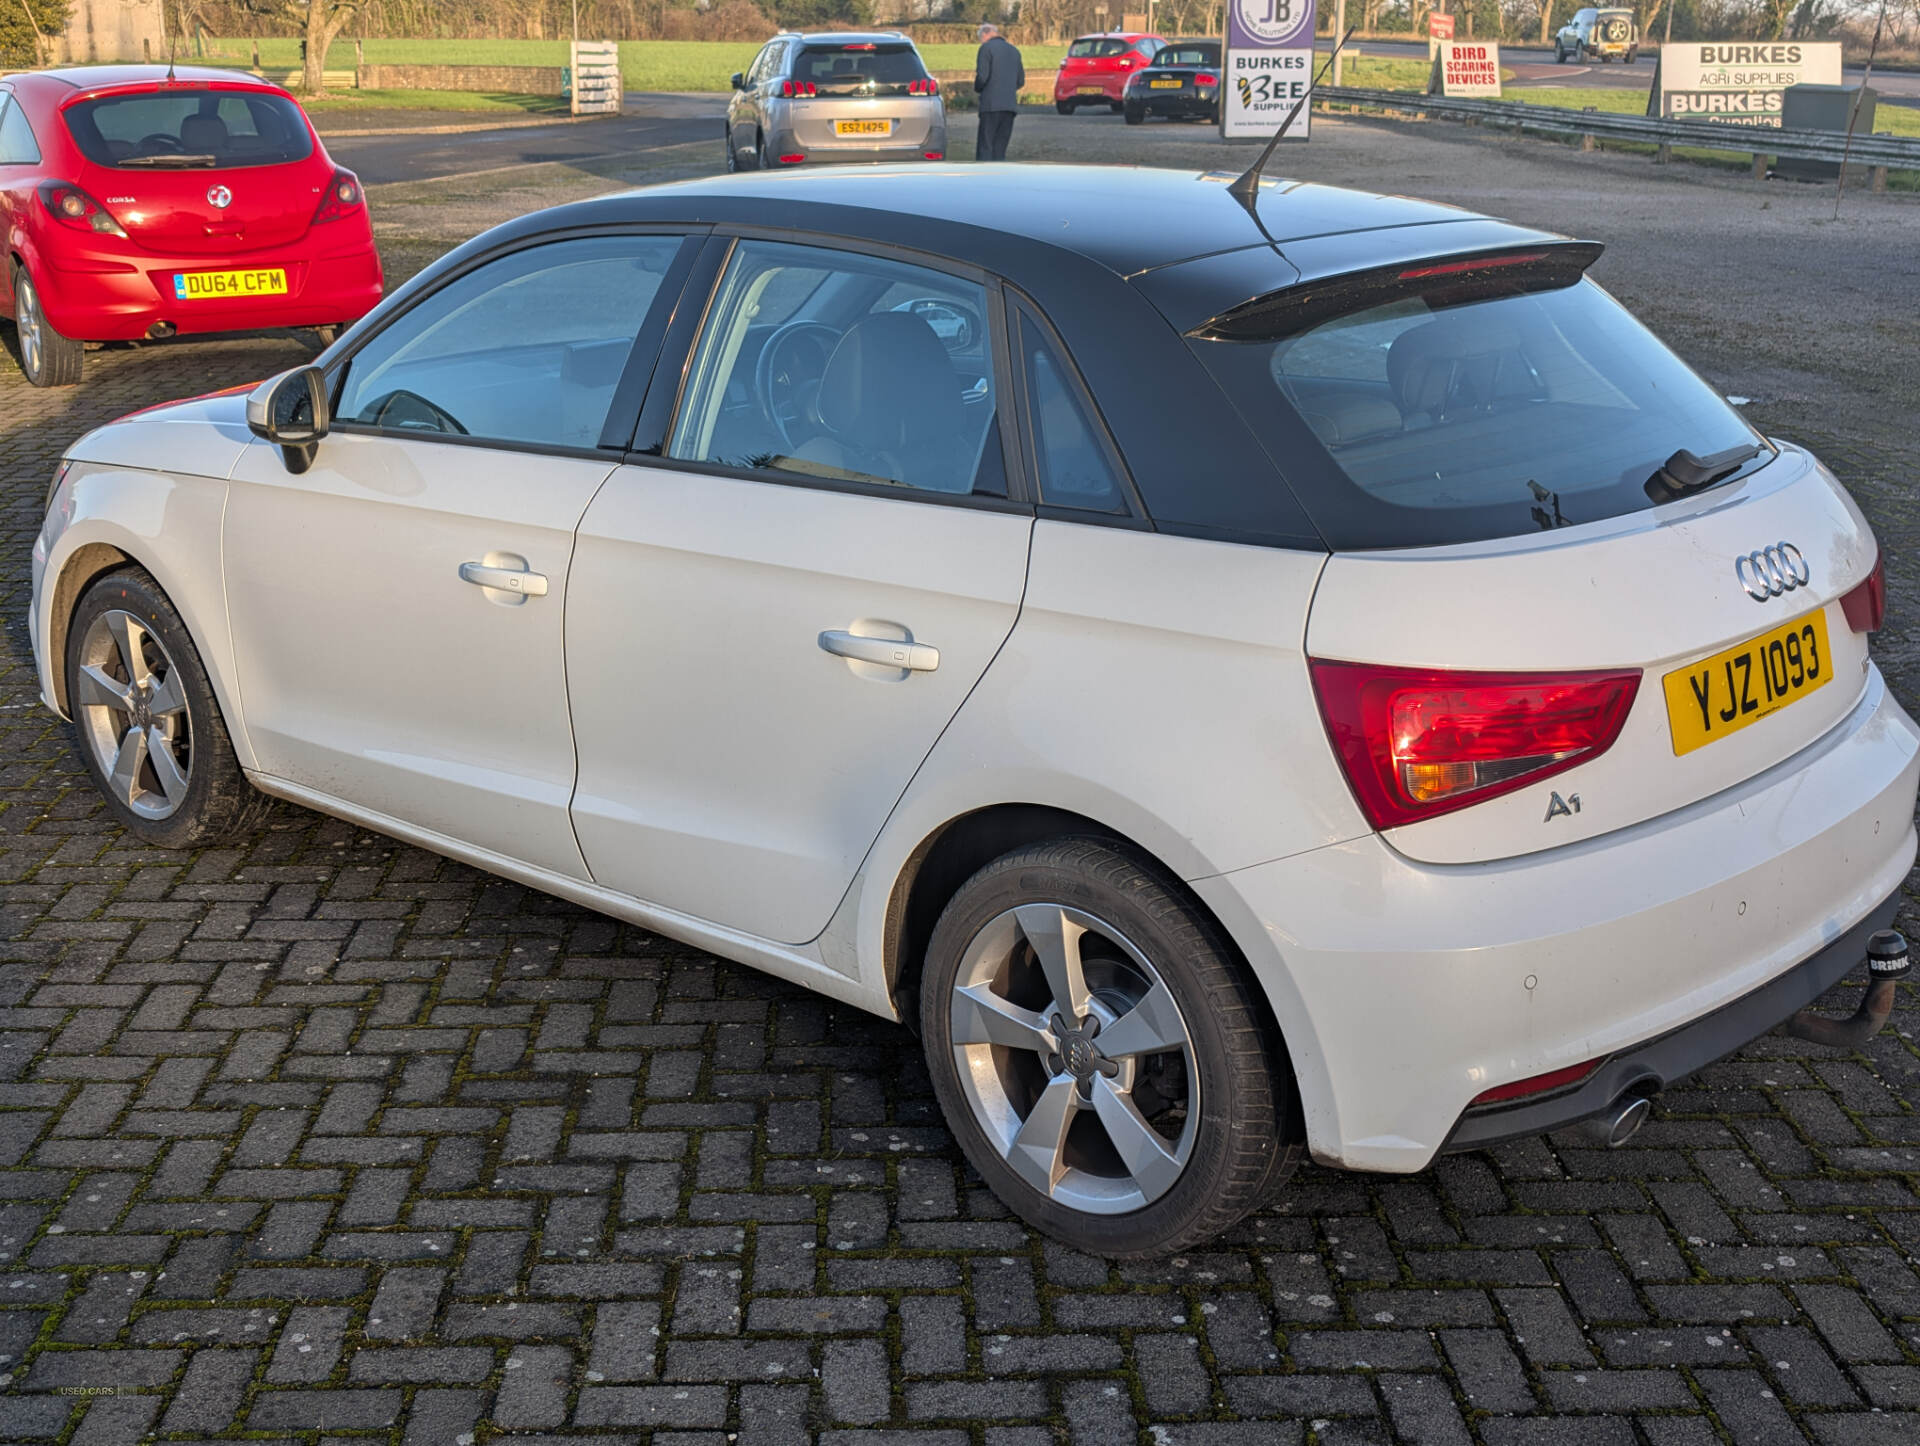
(730, 72, 745, 90)
(246, 366, 331, 474)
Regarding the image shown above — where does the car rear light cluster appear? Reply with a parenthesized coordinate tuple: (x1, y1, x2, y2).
(311, 169, 363, 226)
(1842, 550, 1886, 634)
(1195, 72, 1219, 85)
(1470, 1057, 1602, 1106)
(781, 80, 818, 98)
(1310, 661, 1642, 830)
(908, 78, 940, 95)
(37, 182, 125, 237)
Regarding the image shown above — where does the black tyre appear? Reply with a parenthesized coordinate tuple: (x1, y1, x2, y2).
(65, 568, 275, 849)
(1123, 104, 1144, 125)
(1056, 99, 1074, 115)
(724, 124, 739, 171)
(920, 837, 1298, 1258)
(1108, 100, 1125, 115)
(13, 269, 84, 387)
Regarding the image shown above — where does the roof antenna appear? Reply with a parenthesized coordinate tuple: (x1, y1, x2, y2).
(1228, 27, 1356, 207)
(166, 27, 177, 82)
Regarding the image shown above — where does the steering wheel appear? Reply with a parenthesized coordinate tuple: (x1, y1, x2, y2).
(138, 133, 186, 154)
(368, 389, 469, 436)
(754, 321, 841, 453)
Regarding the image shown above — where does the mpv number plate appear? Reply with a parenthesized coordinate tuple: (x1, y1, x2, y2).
(834, 119, 891, 136)
(173, 268, 288, 300)
(1661, 610, 1831, 756)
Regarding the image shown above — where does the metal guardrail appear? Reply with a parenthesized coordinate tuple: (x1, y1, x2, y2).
(1317, 85, 1920, 170)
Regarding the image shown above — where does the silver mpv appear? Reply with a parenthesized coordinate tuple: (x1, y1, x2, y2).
(726, 31, 948, 169)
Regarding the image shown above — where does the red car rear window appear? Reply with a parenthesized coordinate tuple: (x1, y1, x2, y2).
(64, 89, 314, 170)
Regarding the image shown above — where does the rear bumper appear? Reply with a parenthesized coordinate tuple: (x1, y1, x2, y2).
(38, 236, 383, 341)
(1195, 664, 1920, 1173)
(765, 133, 946, 165)
(1056, 78, 1125, 102)
(1130, 89, 1217, 116)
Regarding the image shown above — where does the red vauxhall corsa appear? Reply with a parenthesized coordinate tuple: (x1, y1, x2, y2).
(1053, 32, 1165, 114)
(0, 65, 382, 387)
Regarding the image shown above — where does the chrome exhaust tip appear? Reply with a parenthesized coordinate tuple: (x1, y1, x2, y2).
(1583, 1094, 1652, 1149)
(146, 321, 176, 340)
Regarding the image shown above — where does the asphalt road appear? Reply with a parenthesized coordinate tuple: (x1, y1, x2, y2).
(1352, 37, 1920, 105)
(327, 94, 725, 186)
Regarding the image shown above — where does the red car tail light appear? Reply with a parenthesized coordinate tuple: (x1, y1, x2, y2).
(923, 151, 944, 160)
(1841, 550, 1886, 634)
(1309, 661, 1643, 830)
(37, 182, 126, 237)
(908, 78, 940, 95)
(1195, 72, 1219, 85)
(311, 169, 364, 226)
(780, 80, 818, 98)
(779, 153, 806, 164)
(1469, 1057, 1603, 1106)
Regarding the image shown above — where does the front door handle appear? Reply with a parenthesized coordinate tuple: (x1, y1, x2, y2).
(819, 630, 939, 672)
(460, 561, 549, 597)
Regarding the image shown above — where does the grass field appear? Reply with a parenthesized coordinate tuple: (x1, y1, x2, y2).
(204, 36, 1069, 92)
(298, 88, 567, 116)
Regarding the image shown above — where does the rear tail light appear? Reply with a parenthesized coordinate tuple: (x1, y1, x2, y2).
(779, 153, 806, 165)
(37, 182, 126, 237)
(908, 78, 940, 95)
(923, 151, 944, 160)
(1841, 550, 1886, 634)
(1470, 1057, 1603, 1106)
(1310, 661, 1643, 830)
(781, 80, 818, 98)
(1195, 72, 1219, 85)
(311, 168, 363, 226)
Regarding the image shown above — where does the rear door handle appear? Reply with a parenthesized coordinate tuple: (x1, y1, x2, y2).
(459, 561, 549, 597)
(819, 630, 939, 672)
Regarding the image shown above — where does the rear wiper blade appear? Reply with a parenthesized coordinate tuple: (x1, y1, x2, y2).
(119, 153, 220, 167)
(1645, 441, 1765, 503)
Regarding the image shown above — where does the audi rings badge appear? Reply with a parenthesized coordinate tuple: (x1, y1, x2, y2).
(1736, 542, 1811, 602)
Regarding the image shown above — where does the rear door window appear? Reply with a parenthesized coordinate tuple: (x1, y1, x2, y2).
(1194, 273, 1768, 550)
(1016, 308, 1129, 515)
(1069, 38, 1132, 58)
(64, 89, 313, 169)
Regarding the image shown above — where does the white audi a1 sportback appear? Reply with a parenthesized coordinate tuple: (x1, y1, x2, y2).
(29, 166, 1920, 1257)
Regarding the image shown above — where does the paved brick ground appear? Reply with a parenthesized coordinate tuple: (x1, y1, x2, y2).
(4, 167, 1920, 1444)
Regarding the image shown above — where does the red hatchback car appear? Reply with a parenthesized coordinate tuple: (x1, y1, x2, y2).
(0, 66, 382, 386)
(1053, 32, 1165, 114)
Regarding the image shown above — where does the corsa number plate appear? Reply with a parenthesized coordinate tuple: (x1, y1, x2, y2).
(173, 268, 289, 300)
(1662, 609, 1831, 756)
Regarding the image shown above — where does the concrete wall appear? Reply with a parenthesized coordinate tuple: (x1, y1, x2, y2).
(55, 0, 166, 64)
(356, 63, 569, 96)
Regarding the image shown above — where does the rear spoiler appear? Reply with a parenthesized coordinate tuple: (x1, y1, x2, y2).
(1188, 240, 1605, 343)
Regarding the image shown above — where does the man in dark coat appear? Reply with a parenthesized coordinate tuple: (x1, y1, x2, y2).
(973, 23, 1025, 161)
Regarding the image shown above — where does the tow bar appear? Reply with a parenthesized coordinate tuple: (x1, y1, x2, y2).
(1784, 929, 1911, 1049)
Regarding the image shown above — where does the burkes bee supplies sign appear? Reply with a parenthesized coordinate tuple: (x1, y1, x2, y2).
(1651, 42, 1841, 127)
(1223, 0, 1317, 141)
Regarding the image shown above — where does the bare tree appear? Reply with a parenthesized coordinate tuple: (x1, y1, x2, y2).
(241, 0, 361, 91)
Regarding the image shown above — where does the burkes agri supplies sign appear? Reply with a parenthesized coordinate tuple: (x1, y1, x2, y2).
(1653, 42, 1842, 127)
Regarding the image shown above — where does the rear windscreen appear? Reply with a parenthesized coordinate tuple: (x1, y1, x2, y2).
(64, 88, 313, 169)
(794, 43, 928, 91)
(1195, 276, 1769, 550)
(1155, 46, 1219, 66)
(1069, 38, 1133, 57)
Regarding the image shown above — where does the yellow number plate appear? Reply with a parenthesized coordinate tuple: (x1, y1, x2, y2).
(1078, 85, 1106, 95)
(1662, 610, 1831, 756)
(173, 268, 289, 301)
(833, 119, 891, 136)
(1149, 77, 1182, 88)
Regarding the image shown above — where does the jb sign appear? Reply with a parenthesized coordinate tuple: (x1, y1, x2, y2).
(1223, 0, 1317, 141)
(1653, 42, 1842, 127)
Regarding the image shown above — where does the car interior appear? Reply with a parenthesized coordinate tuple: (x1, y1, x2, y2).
(66, 91, 313, 168)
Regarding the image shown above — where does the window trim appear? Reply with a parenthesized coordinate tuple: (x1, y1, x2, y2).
(323, 224, 709, 459)
(1006, 291, 1150, 527)
(633, 228, 1033, 515)
(0, 88, 43, 167)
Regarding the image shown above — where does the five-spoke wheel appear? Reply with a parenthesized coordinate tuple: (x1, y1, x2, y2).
(922, 837, 1297, 1258)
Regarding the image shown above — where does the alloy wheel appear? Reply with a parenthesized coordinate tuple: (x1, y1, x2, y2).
(74, 609, 193, 822)
(948, 903, 1199, 1214)
(17, 276, 44, 380)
